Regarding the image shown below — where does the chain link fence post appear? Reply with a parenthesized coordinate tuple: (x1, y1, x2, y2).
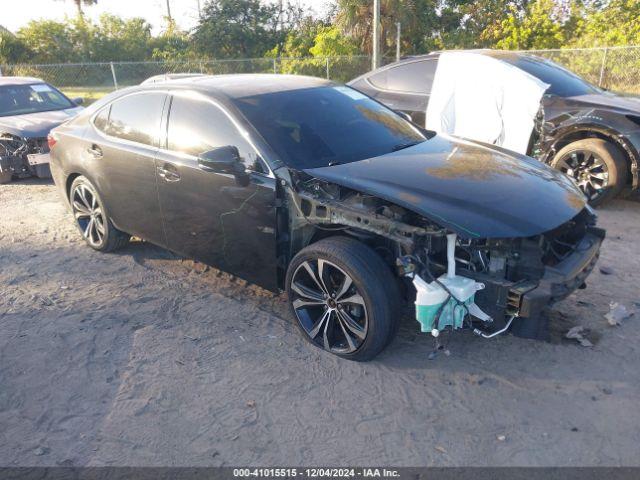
(326, 57, 330, 79)
(273, 58, 277, 74)
(110, 61, 118, 90)
(598, 47, 609, 87)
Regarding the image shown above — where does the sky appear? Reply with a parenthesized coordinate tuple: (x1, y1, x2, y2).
(1, 0, 332, 34)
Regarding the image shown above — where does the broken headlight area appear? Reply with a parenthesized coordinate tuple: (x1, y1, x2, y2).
(290, 177, 604, 341)
(0, 132, 50, 179)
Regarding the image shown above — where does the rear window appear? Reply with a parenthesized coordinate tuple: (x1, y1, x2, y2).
(369, 60, 436, 94)
(0, 83, 75, 117)
(501, 55, 600, 97)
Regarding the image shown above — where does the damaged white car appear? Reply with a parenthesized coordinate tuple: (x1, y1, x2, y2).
(0, 76, 83, 184)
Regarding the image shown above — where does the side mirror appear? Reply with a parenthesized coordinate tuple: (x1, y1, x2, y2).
(395, 110, 413, 122)
(198, 145, 242, 173)
(72, 97, 84, 106)
(198, 145, 249, 186)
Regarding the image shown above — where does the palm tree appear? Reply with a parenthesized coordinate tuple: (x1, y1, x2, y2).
(55, 0, 99, 17)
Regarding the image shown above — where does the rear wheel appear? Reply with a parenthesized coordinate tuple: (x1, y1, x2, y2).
(551, 138, 628, 206)
(69, 176, 130, 252)
(286, 236, 401, 361)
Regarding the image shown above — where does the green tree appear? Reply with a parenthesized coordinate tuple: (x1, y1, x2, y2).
(436, 0, 531, 48)
(267, 17, 326, 58)
(15, 14, 153, 63)
(93, 14, 152, 61)
(335, 0, 440, 56)
(150, 20, 192, 61)
(17, 20, 77, 63)
(193, 0, 304, 59)
(570, 0, 640, 46)
(0, 29, 31, 64)
(309, 25, 359, 56)
(495, 0, 565, 49)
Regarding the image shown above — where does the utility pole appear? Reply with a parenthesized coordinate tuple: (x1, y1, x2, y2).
(196, 0, 202, 19)
(372, 0, 381, 70)
(165, 0, 173, 23)
(395, 22, 401, 62)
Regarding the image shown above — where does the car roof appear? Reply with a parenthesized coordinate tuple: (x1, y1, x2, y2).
(141, 73, 335, 100)
(401, 49, 528, 60)
(141, 73, 205, 84)
(0, 76, 45, 86)
(348, 49, 540, 85)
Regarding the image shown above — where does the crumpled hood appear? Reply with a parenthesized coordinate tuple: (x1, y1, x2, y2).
(305, 135, 587, 239)
(0, 107, 83, 138)
(566, 92, 640, 114)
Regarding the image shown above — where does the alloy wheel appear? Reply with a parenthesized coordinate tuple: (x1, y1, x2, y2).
(556, 149, 609, 202)
(71, 184, 106, 248)
(290, 259, 368, 354)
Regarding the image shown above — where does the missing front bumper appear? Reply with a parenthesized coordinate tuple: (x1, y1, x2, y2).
(466, 227, 605, 339)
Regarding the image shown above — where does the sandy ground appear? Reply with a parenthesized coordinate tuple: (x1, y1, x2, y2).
(1, 179, 639, 467)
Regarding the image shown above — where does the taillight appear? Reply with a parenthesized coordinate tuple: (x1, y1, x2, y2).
(47, 133, 57, 150)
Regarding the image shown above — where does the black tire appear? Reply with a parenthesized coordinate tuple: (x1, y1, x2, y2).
(286, 236, 401, 361)
(69, 175, 130, 252)
(0, 170, 12, 184)
(551, 138, 628, 206)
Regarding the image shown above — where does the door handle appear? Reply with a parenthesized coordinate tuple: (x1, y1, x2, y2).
(87, 145, 103, 158)
(157, 164, 181, 182)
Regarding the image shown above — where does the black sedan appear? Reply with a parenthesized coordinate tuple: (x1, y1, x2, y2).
(349, 51, 640, 205)
(49, 75, 603, 360)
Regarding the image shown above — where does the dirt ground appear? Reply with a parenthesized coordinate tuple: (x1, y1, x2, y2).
(1, 178, 639, 467)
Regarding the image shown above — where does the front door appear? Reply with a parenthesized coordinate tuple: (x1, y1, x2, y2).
(155, 92, 279, 290)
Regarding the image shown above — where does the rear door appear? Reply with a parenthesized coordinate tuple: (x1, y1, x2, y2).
(155, 91, 279, 290)
(87, 91, 167, 245)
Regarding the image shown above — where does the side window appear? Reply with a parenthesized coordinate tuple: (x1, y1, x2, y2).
(369, 60, 437, 94)
(105, 92, 165, 146)
(166, 95, 267, 173)
(93, 106, 110, 132)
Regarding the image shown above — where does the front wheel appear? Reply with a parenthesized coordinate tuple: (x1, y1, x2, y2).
(551, 138, 628, 206)
(69, 176, 130, 252)
(286, 236, 401, 361)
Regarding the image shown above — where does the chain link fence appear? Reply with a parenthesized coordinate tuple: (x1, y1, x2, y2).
(0, 56, 374, 104)
(1, 47, 639, 103)
(524, 45, 640, 93)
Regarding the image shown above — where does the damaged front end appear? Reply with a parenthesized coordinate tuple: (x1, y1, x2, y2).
(288, 175, 604, 341)
(0, 132, 51, 183)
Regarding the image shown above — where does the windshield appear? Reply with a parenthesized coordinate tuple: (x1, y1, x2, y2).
(233, 86, 426, 169)
(501, 55, 600, 97)
(0, 83, 75, 117)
